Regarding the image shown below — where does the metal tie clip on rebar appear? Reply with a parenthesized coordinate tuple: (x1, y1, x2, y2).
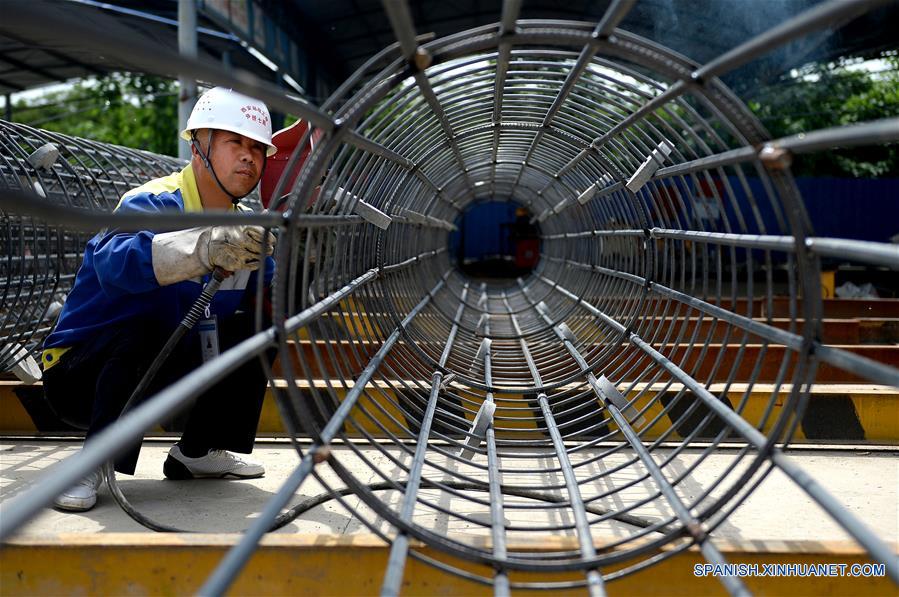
(1, 0, 899, 595)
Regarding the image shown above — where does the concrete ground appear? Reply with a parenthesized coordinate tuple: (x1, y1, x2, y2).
(1, 439, 896, 550)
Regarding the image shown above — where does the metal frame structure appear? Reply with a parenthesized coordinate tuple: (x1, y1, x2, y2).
(0, 122, 185, 371)
(2, 0, 898, 595)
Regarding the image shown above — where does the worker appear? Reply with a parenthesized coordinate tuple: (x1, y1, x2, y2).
(42, 87, 278, 512)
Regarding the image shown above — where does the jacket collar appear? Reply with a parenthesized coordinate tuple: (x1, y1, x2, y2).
(180, 163, 203, 212)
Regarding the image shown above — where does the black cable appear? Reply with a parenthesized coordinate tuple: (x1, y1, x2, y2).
(40, 260, 231, 432)
(103, 267, 228, 530)
(98, 269, 663, 535)
(270, 479, 669, 534)
(108, 463, 665, 535)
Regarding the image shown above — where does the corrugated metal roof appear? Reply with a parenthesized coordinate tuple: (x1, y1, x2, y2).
(2, 0, 896, 97)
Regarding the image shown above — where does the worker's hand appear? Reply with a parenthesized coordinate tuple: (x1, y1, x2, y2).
(204, 225, 276, 272)
(151, 226, 275, 286)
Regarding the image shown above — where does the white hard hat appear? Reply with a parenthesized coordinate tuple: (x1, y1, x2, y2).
(180, 87, 277, 156)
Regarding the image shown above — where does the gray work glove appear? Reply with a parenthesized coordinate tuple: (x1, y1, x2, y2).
(204, 225, 276, 272)
(151, 225, 275, 286)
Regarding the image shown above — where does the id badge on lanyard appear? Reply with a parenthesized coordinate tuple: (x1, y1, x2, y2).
(198, 304, 219, 363)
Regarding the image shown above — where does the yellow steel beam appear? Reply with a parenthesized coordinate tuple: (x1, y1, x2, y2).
(3, 380, 899, 443)
(1, 533, 894, 596)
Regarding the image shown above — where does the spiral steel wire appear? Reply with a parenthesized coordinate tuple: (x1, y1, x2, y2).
(1, 0, 898, 594)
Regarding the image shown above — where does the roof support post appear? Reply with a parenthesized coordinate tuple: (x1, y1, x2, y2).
(178, 0, 198, 160)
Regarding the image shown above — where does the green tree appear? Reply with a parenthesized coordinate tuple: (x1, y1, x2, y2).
(13, 73, 179, 156)
(747, 53, 899, 178)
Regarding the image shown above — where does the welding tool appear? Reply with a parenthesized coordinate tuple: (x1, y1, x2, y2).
(119, 266, 229, 420)
(101, 264, 235, 530)
(104, 211, 276, 532)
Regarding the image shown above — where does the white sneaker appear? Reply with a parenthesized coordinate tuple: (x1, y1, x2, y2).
(163, 445, 265, 479)
(53, 470, 102, 512)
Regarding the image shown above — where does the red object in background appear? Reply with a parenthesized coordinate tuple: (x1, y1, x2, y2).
(515, 238, 539, 268)
(698, 177, 724, 198)
(260, 119, 323, 209)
